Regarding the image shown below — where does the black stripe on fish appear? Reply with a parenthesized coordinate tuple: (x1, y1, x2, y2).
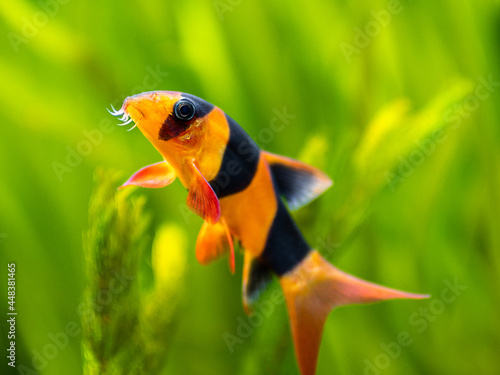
(260, 198, 311, 276)
(209, 114, 260, 198)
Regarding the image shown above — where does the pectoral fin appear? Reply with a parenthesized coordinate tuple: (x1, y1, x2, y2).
(120, 161, 176, 189)
(262, 151, 332, 210)
(196, 218, 235, 273)
(187, 163, 221, 224)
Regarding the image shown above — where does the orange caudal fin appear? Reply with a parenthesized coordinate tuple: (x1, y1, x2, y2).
(280, 251, 429, 375)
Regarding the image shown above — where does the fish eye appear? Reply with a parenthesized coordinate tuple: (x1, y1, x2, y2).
(174, 99, 196, 121)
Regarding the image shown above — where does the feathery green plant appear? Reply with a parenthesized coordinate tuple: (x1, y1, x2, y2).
(82, 169, 187, 374)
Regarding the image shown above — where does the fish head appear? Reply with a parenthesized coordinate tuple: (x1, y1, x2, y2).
(112, 91, 217, 160)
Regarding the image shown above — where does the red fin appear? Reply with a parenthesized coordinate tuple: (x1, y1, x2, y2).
(262, 151, 332, 210)
(120, 161, 176, 189)
(280, 251, 429, 375)
(187, 163, 221, 224)
(196, 218, 235, 273)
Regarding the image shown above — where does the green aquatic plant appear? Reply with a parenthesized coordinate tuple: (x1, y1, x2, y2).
(82, 169, 187, 374)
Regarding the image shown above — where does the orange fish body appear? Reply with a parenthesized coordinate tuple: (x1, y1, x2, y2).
(110, 91, 428, 375)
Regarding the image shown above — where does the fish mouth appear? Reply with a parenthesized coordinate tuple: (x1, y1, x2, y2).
(107, 98, 143, 131)
(108, 91, 180, 137)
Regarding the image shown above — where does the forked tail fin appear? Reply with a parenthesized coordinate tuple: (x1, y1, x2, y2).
(279, 251, 429, 375)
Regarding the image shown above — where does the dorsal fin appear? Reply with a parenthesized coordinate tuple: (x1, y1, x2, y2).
(242, 253, 273, 314)
(262, 151, 332, 211)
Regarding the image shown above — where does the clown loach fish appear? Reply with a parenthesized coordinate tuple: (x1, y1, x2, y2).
(109, 91, 428, 375)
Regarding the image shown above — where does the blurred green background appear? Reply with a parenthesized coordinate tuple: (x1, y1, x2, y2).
(1, 0, 499, 374)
